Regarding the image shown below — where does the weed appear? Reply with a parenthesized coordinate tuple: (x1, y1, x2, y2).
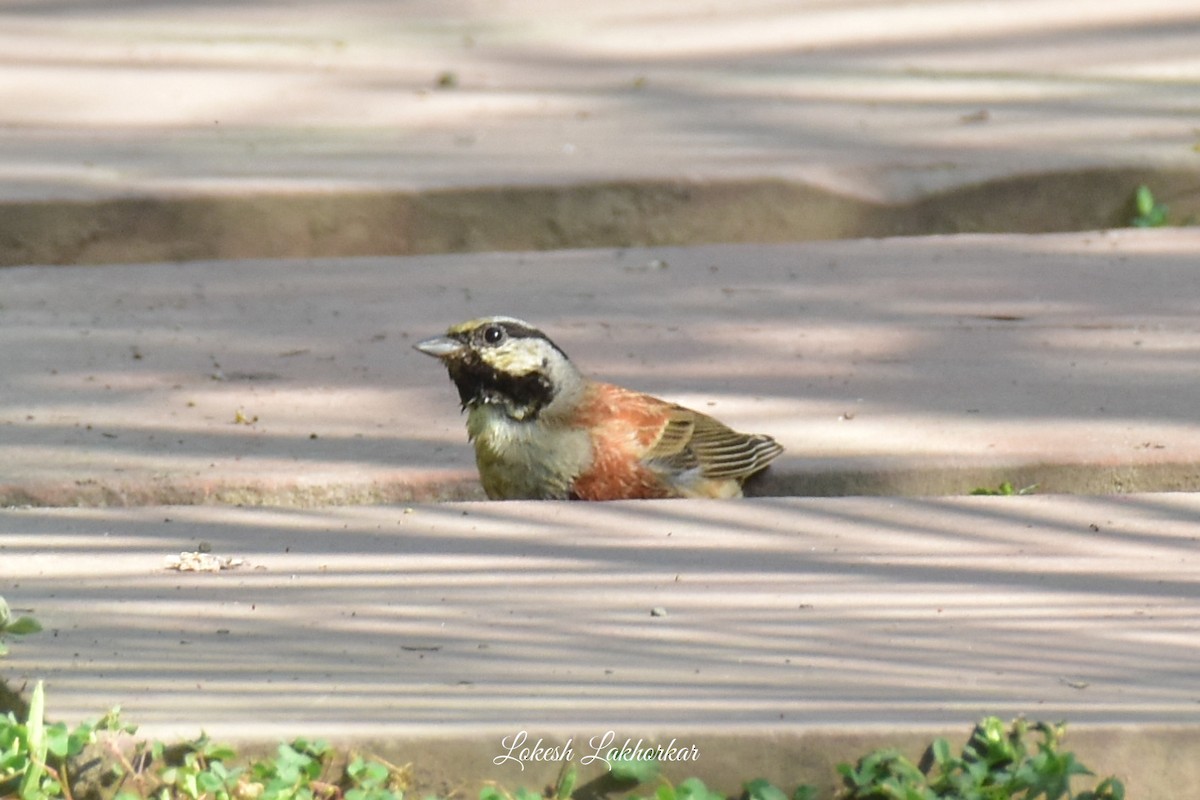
(969, 482, 1037, 496)
(618, 761, 811, 800)
(597, 717, 1120, 800)
(610, 754, 662, 785)
(0, 597, 42, 658)
(1130, 185, 1169, 228)
(837, 716, 1124, 800)
(1, 681, 130, 800)
(0, 699, 406, 800)
(127, 734, 409, 800)
(0, 680, 1126, 800)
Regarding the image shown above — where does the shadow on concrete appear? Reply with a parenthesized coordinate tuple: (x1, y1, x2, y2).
(5, 172, 1198, 269)
(1, 493, 1197, 735)
(2, 233, 1199, 504)
(1, 2, 1199, 265)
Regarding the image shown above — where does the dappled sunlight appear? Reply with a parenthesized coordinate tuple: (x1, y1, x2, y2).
(558, 1, 1198, 60)
(3, 0, 1198, 211)
(1022, 227, 1200, 255)
(3, 495, 1198, 735)
(4, 233, 1200, 502)
(3, 7, 1200, 781)
(10, 382, 434, 436)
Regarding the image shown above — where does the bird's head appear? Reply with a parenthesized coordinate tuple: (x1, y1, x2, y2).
(414, 316, 582, 421)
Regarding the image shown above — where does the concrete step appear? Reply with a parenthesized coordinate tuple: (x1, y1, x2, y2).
(2, 230, 1199, 506)
(2, 494, 1198, 797)
(3, 1, 1199, 265)
(4, 4, 1199, 795)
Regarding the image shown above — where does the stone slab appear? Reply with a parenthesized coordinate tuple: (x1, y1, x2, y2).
(3, 0, 1198, 203)
(2, 230, 1200, 505)
(2, 493, 1199, 796)
(2, 2, 1200, 265)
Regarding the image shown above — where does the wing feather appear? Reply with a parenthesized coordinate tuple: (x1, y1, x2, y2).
(644, 406, 782, 481)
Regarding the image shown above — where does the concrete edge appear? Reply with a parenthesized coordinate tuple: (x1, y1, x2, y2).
(359, 726, 1199, 800)
(10, 713, 1195, 800)
(0, 474, 486, 509)
(3, 167, 1198, 268)
(5, 460, 1200, 508)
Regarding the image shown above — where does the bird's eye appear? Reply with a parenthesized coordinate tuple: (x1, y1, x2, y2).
(483, 325, 505, 345)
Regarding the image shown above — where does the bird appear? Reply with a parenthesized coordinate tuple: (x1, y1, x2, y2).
(414, 316, 783, 500)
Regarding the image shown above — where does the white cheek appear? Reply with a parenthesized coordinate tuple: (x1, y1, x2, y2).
(493, 342, 549, 375)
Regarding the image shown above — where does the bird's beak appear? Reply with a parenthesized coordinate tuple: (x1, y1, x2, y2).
(414, 335, 466, 359)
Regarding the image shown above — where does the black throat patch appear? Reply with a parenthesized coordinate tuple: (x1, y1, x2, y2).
(445, 352, 556, 420)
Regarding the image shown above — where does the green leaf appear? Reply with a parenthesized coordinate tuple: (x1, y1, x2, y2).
(211, 760, 237, 782)
(181, 769, 200, 798)
(363, 760, 391, 785)
(43, 723, 71, 759)
(5, 617, 42, 637)
(19, 680, 46, 800)
(609, 756, 659, 784)
(792, 787, 817, 800)
(1131, 185, 1169, 227)
(977, 717, 1010, 756)
(204, 742, 238, 762)
(65, 725, 97, 758)
(197, 769, 227, 793)
(555, 764, 578, 800)
(675, 777, 718, 800)
(346, 756, 391, 791)
(347, 790, 385, 800)
(744, 778, 788, 800)
(1136, 185, 1155, 217)
(294, 737, 330, 758)
(273, 741, 317, 783)
(929, 738, 952, 767)
(97, 706, 132, 735)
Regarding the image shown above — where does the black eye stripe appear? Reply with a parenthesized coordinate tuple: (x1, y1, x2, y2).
(472, 320, 568, 358)
(491, 321, 542, 340)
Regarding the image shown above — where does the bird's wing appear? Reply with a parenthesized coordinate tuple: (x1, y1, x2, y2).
(686, 410, 784, 479)
(644, 406, 783, 480)
(641, 409, 700, 471)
